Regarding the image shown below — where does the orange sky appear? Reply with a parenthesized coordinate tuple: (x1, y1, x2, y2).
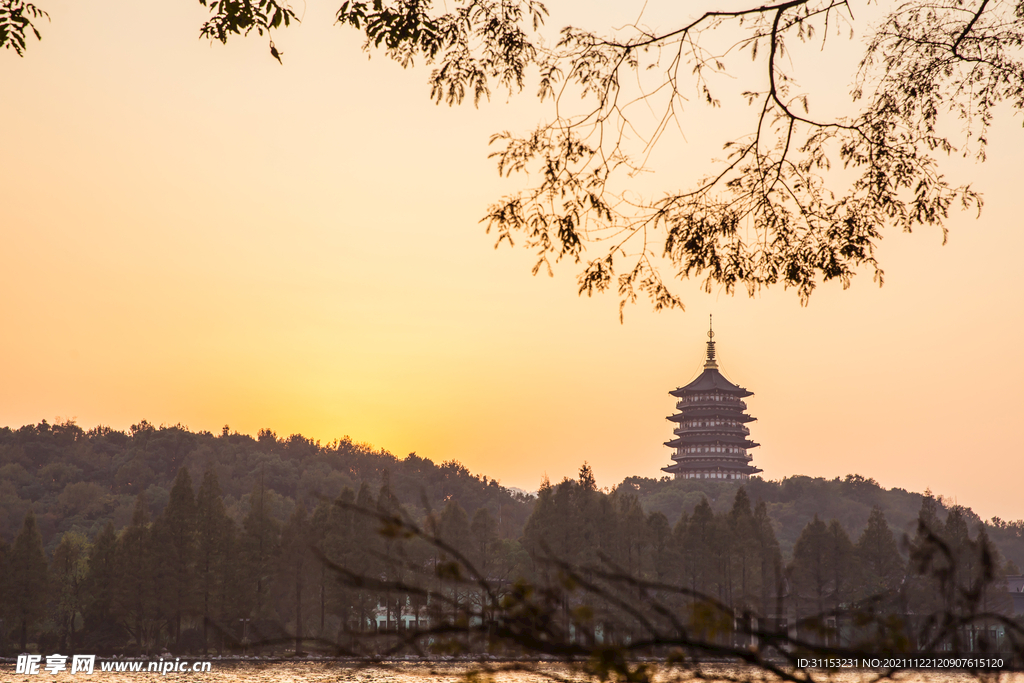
(3, 1, 1023, 520)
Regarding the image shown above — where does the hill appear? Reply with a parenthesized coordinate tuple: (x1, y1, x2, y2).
(1, 420, 1022, 569)
(615, 474, 1024, 569)
(0, 420, 533, 551)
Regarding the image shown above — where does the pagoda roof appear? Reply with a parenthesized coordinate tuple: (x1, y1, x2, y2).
(670, 368, 752, 398)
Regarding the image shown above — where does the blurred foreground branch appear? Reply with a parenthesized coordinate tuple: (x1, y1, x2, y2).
(289, 498, 1024, 682)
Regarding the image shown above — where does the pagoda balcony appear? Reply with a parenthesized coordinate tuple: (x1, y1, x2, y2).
(676, 398, 747, 411)
(672, 424, 750, 436)
(669, 410, 755, 424)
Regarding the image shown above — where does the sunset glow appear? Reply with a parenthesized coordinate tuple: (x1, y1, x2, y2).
(3, 0, 1023, 520)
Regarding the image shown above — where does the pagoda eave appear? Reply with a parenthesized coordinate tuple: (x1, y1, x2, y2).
(668, 369, 753, 397)
(668, 412, 755, 423)
(664, 437, 759, 449)
(662, 462, 763, 475)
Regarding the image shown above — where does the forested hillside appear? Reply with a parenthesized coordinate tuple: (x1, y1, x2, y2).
(2, 420, 1024, 569)
(1, 420, 1023, 657)
(0, 420, 533, 552)
(0, 459, 1017, 657)
(618, 475, 1024, 569)
(619, 475, 924, 554)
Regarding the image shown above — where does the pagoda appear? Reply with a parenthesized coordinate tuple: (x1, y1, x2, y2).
(662, 319, 762, 480)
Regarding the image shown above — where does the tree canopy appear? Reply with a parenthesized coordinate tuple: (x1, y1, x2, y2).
(4, 0, 1019, 312)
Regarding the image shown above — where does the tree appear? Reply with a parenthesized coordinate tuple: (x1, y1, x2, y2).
(319, 487, 362, 640)
(823, 518, 856, 640)
(0, 0, 47, 57)
(8, 510, 49, 651)
(338, 0, 1015, 314)
(309, 499, 334, 640)
(855, 506, 903, 600)
(82, 521, 121, 653)
(789, 515, 829, 640)
(113, 494, 158, 655)
(239, 478, 281, 644)
(195, 468, 234, 654)
(645, 510, 677, 584)
(682, 498, 717, 603)
(153, 467, 198, 648)
(627, 494, 655, 572)
(277, 503, 315, 654)
(310, 491, 1024, 680)
(347, 483, 380, 633)
(51, 531, 90, 653)
(903, 501, 1014, 652)
(10, 0, 1016, 312)
(752, 500, 782, 619)
(469, 506, 499, 579)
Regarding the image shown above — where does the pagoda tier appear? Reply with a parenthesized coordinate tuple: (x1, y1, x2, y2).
(668, 410, 756, 424)
(662, 320, 762, 480)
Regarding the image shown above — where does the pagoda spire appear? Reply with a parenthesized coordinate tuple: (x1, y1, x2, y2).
(704, 314, 718, 369)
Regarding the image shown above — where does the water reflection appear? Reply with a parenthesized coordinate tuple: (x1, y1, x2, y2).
(3, 661, 1022, 683)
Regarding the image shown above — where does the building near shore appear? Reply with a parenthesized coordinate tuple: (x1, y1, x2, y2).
(662, 319, 763, 480)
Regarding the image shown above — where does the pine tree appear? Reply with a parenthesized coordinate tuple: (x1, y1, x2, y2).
(752, 501, 782, 630)
(972, 525, 1012, 650)
(906, 492, 949, 647)
(728, 488, 758, 611)
(377, 472, 408, 631)
(790, 515, 829, 639)
(154, 467, 198, 647)
(824, 519, 856, 641)
(522, 477, 566, 571)
(310, 499, 333, 639)
(9, 510, 50, 651)
(437, 499, 471, 624)
(671, 509, 690, 592)
(195, 468, 232, 654)
(240, 478, 281, 650)
(114, 494, 157, 656)
(278, 503, 314, 654)
(51, 531, 90, 653)
(855, 506, 903, 600)
(470, 507, 499, 579)
(350, 483, 378, 633)
(615, 494, 649, 582)
(215, 516, 243, 652)
(683, 498, 715, 600)
(469, 506, 501, 630)
(645, 511, 676, 584)
(323, 488, 358, 638)
(83, 521, 119, 649)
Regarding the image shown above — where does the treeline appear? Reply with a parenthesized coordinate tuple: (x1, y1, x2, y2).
(0, 420, 534, 551)
(618, 474, 1024, 569)
(0, 465, 531, 656)
(5, 419, 1024, 571)
(0, 465, 1017, 657)
(532, 470, 1015, 642)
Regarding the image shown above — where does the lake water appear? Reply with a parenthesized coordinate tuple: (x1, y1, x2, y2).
(3, 661, 1022, 682)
